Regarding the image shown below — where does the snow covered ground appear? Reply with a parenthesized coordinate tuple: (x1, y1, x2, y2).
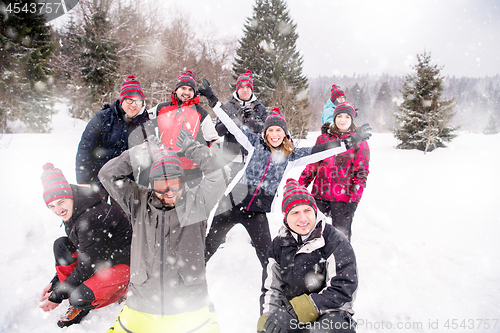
(0, 103, 499, 332)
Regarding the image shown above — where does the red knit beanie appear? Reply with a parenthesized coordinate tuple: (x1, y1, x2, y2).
(41, 163, 73, 206)
(174, 70, 197, 92)
(330, 84, 345, 103)
(236, 70, 254, 92)
(333, 102, 357, 119)
(119, 75, 145, 104)
(264, 107, 288, 135)
(149, 148, 184, 181)
(282, 178, 317, 222)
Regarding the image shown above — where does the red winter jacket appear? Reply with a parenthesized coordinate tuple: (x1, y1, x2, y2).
(156, 93, 218, 170)
(299, 132, 370, 203)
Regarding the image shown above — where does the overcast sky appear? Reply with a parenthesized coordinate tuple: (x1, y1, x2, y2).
(174, 0, 500, 78)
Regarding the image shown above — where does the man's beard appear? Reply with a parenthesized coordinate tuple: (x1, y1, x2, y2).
(161, 199, 175, 208)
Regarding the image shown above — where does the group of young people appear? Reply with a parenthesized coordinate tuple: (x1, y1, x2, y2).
(39, 69, 371, 332)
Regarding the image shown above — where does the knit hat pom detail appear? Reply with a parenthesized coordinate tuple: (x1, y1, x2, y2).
(330, 84, 345, 103)
(41, 163, 73, 205)
(236, 69, 254, 92)
(43, 162, 54, 171)
(264, 107, 288, 135)
(120, 74, 145, 103)
(282, 178, 317, 221)
(174, 70, 197, 92)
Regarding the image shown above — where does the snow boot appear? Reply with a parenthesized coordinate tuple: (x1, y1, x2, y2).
(57, 306, 90, 328)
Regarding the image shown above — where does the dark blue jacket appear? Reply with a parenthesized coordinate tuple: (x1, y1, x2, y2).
(76, 99, 154, 188)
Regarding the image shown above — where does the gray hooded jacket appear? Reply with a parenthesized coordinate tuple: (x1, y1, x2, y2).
(99, 141, 224, 315)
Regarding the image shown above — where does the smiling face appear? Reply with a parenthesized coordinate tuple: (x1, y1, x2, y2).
(153, 179, 184, 208)
(47, 198, 74, 222)
(286, 204, 316, 235)
(265, 126, 286, 148)
(121, 98, 144, 118)
(175, 85, 195, 102)
(334, 113, 352, 133)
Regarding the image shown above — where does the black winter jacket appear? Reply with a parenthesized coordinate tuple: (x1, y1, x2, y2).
(215, 93, 267, 161)
(49, 185, 132, 303)
(261, 220, 357, 316)
(76, 99, 155, 188)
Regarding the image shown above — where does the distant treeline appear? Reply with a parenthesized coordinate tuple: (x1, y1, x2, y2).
(307, 74, 500, 133)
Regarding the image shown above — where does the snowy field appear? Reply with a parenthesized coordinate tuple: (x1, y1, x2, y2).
(0, 103, 499, 332)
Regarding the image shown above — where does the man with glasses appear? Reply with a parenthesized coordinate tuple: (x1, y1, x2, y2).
(76, 75, 155, 204)
(98, 128, 225, 333)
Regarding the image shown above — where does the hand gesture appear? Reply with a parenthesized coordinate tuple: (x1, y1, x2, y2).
(198, 78, 219, 108)
(344, 124, 372, 150)
(176, 128, 196, 154)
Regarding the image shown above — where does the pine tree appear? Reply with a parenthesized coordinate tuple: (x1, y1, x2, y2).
(80, 5, 119, 112)
(372, 81, 396, 131)
(233, 0, 309, 138)
(483, 114, 498, 135)
(0, 0, 56, 132)
(345, 83, 370, 123)
(394, 51, 457, 153)
(51, 14, 92, 120)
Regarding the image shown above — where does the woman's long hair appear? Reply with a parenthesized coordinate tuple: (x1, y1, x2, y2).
(329, 116, 358, 136)
(264, 135, 294, 157)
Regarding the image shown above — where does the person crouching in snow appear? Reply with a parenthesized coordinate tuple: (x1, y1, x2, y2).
(257, 179, 358, 333)
(198, 79, 371, 268)
(98, 130, 224, 333)
(39, 163, 131, 328)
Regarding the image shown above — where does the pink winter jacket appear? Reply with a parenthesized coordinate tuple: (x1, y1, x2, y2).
(299, 132, 370, 203)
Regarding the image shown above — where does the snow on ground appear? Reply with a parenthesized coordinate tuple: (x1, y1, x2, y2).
(0, 103, 499, 332)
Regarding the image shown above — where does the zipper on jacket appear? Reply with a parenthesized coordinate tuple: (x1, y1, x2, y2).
(160, 208, 166, 315)
(247, 154, 272, 211)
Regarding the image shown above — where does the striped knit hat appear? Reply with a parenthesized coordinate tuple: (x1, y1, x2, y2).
(333, 102, 357, 119)
(41, 163, 73, 206)
(282, 178, 317, 222)
(330, 84, 345, 103)
(236, 70, 254, 92)
(264, 107, 288, 135)
(119, 75, 145, 104)
(174, 70, 197, 92)
(149, 148, 184, 181)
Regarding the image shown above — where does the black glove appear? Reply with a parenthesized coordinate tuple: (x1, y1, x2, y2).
(239, 105, 253, 117)
(344, 123, 372, 150)
(175, 128, 196, 154)
(198, 78, 219, 108)
(263, 306, 297, 333)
